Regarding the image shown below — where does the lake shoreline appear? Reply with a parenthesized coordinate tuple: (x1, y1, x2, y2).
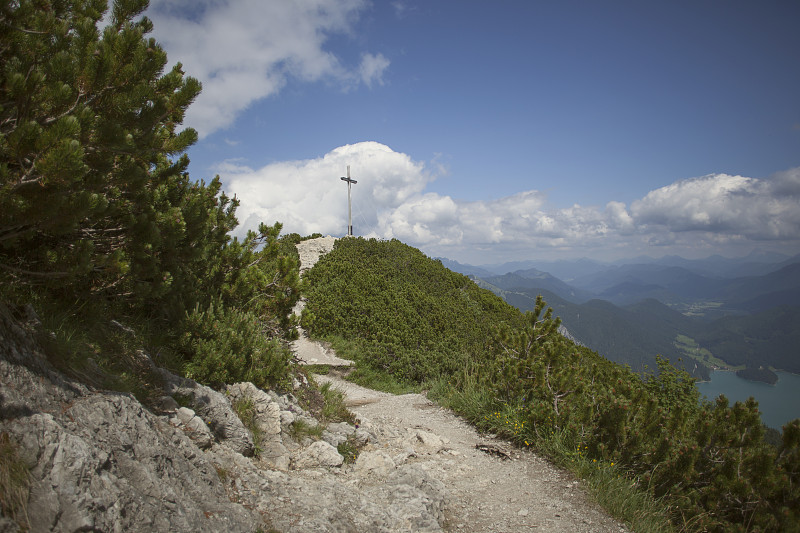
(697, 370, 800, 430)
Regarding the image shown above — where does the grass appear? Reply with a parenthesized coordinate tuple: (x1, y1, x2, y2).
(303, 364, 330, 375)
(316, 336, 425, 395)
(295, 372, 356, 425)
(533, 430, 676, 533)
(232, 395, 263, 456)
(289, 418, 324, 441)
(294, 377, 366, 460)
(318, 381, 354, 423)
(0, 432, 30, 531)
(337, 436, 361, 464)
(213, 463, 228, 483)
(32, 298, 170, 407)
(674, 334, 732, 370)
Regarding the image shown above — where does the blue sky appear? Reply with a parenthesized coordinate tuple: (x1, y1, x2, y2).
(145, 0, 800, 264)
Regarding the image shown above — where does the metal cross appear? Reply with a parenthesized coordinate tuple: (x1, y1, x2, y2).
(340, 165, 357, 236)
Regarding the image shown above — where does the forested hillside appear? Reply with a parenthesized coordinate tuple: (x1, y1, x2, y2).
(489, 286, 711, 379)
(304, 238, 800, 532)
(476, 261, 800, 379)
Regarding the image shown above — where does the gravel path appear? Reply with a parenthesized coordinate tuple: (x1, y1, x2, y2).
(291, 236, 354, 366)
(317, 373, 629, 533)
(293, 237, 629, 532)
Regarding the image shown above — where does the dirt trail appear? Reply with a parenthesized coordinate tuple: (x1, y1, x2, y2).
(291, 236, 353, 366)
(293, 237, 629, 532)
(317, 372, 628, 533)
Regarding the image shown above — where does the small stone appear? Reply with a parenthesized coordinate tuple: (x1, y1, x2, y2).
(159, 396, 179, 412)
(280, 410, 295, 426)
(518, 508, 529, 517)
(176, 406, 196, 425)
(354, 450, 396, 477)
(415, 429, 443, 448)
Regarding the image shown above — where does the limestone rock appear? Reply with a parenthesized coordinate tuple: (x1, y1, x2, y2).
(226, 382, 282, 437)
(414, 429, 444, 449)
(292, 440, 344, 469)
(172, 407, 214, 449)
(381, 465, 447, 531)
(158, 369, 255, 456)
(354, 449, 397, 478)
(0, 304, 450, 533)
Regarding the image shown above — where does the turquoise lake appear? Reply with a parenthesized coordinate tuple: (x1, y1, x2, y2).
(697, 370, 800, 430)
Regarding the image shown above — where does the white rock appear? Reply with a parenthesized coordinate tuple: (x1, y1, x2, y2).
(293, 441, 344, 469)
(176, 406, 196, 425)
(354, 450, 396, 478)
(415, 429, 444, 449)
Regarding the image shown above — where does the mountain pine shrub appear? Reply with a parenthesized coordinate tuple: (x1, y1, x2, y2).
(180, 300, 291, 390)
(1, 0, 301, 391)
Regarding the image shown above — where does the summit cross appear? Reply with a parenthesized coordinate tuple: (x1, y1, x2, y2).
(340, 165, 357, 236)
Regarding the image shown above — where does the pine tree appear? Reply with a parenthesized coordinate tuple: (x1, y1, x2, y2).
(0, 0, 201, 302)
(1, 0, 302, 388)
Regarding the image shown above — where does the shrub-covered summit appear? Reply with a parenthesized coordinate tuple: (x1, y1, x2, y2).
(302, 237, 525, 385)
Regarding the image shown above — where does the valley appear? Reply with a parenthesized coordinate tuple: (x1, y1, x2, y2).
(444, 251, 800, 385)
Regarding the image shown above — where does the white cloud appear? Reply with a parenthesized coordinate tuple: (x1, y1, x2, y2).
(146, 0, 387, 137)
(631, 172, 800, 240)
(222, 142, 432, 238)
(219, 142, 800, 262)
(359, 52, 390, 87)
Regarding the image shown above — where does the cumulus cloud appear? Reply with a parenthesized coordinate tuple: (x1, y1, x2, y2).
(631, 172, 800, 240)
(146, 0, 387, 137)
(219, 142, 800, 261)
(222, 142, 431, 238)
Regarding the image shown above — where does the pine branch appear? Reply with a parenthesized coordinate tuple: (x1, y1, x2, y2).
(0, 262, 69, 278)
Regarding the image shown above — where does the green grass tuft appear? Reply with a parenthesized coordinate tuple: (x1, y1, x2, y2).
(0, 432, 30, 531)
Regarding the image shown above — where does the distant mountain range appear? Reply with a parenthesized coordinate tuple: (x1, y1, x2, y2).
(472, 250, 798, 280)
(441, 251, 800, 382)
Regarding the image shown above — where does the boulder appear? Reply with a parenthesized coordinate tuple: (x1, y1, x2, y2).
(292, 440, 344, 469)
(157, 369, 255, 456)
(226, 382, 282, 437)
(354, 449, 396, 478)
(172, 407, 214, 449)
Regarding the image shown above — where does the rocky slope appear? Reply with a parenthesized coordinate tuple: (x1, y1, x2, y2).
(0, 303, 444, 532)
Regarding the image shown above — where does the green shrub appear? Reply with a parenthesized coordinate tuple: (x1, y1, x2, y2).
(302, 238, 523, 389)
(181, 301, 291, 390)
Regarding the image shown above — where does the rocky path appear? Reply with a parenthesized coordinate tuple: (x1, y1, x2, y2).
(294, 238, 629, 533)
(0, 236, 631, 532)
(316, 372, 628, 533)
(291, 236, 353, 367)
